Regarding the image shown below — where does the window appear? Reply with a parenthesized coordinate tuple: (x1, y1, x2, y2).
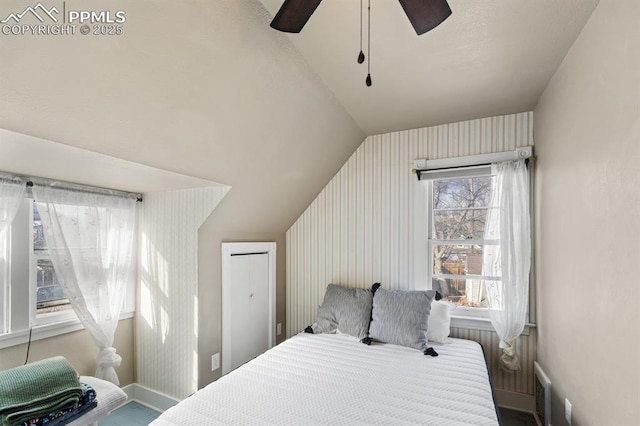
(1, 195, 136, 349)
(427, 170, 498, 311)
(32, 202, 72, 316)
(415, 150, 532, 340)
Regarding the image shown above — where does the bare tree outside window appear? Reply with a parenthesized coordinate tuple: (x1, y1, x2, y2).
(430, 175, 497, 307)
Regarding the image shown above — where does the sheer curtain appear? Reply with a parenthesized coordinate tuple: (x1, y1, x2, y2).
(32, 180, 137, 384)
(0, 176, 26, 333)
(483, 159, 531, 371)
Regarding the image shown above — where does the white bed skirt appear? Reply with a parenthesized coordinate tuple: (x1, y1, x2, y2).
(153, 333, 499, 425)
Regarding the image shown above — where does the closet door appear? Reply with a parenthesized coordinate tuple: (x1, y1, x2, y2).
(222, 242, 276, 375)
(228, 253, 269, 371)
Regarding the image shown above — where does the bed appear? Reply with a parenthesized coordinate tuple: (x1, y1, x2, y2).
(153, 333, 498, 425)
(153, 284, 499, 425)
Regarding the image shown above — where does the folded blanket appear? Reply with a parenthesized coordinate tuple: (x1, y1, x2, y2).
(0, 356, 82, 426)
(17, 382, 98, 426)
(48, 399, 97, 426)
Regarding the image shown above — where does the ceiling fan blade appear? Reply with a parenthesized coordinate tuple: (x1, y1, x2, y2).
(270, 0, 323, 33)
(398, 0, 452, 35)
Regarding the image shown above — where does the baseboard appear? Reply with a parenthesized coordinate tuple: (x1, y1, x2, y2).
(495, 389, 535, 413)
(121, 383, 180, 413)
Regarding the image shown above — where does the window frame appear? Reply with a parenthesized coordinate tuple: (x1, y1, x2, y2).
(414, 160, 535, 331)
(424, 166, 495, 319)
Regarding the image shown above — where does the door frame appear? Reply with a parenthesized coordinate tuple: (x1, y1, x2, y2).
(221, 242, 276, 375)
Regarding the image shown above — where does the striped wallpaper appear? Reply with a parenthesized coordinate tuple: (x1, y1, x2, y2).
(286, 111, 535, 395)
(137, 185, 229, 399)
(451, 326, 536, 395)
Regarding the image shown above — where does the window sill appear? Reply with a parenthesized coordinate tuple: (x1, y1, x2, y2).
(0, 310, 134, 350)
(450, 314, 536, 336)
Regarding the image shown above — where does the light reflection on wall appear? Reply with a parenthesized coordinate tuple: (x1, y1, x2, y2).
(136, 186, 229, 399)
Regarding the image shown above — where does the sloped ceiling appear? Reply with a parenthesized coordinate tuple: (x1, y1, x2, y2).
(259, 0, 600, 135)
(0, 129, 224, 193)
(0, 0, 364, 232)
(0, 0, 599, 232)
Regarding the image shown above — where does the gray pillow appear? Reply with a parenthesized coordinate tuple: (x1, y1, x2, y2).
(312, 284, 373, 339)
(369, 288, 438, 350)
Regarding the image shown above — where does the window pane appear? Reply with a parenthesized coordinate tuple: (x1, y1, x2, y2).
(32, 203, 72, 315)
(432, 243, 488, 276)
(432, 277, 488, 308)
(36, 258, 62, 301)
(429, 175, 496, 310)
(433, 176, 493, 210)
(36, 259, 70, 313)
(433, 209, 488, 240)
(33, 203, 47, 251)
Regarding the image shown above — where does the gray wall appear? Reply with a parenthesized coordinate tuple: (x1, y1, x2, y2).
(533, 0, 640, 424)
(197, 230, 286, 388)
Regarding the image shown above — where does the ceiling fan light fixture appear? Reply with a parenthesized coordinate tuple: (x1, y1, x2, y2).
(269, 0, 452, 87)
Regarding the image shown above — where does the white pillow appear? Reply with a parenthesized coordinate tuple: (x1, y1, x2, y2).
(427, 301, 453, 343)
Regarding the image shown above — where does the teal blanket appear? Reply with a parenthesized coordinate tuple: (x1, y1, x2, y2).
(0, 356, 82, 426)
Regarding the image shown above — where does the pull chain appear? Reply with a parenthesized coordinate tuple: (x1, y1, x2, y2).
(366, 0, 372, 86)
(357, 0, 365, 63)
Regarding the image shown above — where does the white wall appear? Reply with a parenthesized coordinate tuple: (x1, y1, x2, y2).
(287, 112, 535, 397)
(533, 0, 640, 424)
(138, 186, 229, 399)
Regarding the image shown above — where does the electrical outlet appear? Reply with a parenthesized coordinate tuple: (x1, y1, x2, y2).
(211, 353, 220, 371)
(277, 323, 282, 336)
(564, 398, 572, 425)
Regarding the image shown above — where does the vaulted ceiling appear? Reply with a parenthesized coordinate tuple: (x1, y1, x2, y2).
(259, 0, 600, 135)
(0, 0, 600, 232)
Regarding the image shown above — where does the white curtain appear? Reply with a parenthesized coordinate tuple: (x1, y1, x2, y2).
(483, 159, 531, 372)
(32, 181, 136, 385)
(0, 176, 26, 333)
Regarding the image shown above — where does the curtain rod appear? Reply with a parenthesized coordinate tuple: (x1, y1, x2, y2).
(26, 181, 143, 202)
(412, 147, 533, 181)
(0, 171, 143, 202)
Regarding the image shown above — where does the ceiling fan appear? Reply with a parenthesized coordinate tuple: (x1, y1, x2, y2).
(269, 0, 452, 36)
(269, 0, 452, 87)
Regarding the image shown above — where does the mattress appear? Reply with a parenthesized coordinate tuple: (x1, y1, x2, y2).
(152, 333, 499, 425)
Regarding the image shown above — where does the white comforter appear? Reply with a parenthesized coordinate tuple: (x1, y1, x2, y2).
(152, 333, 499, 425)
